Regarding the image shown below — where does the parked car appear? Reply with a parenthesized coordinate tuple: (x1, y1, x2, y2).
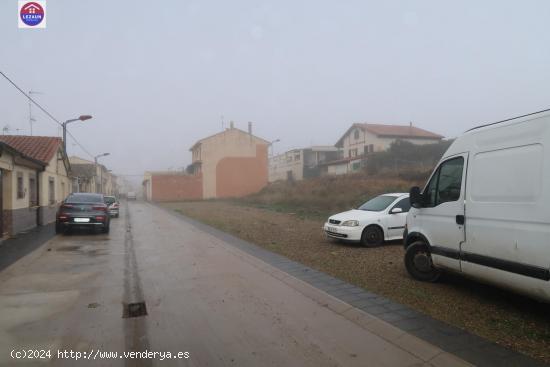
(127, 191, 137, 200)
(404, 109, 550, 302)
(324, 193, 410, 247)
(55, 193, 110, 234)
(104, 195, 120, 218)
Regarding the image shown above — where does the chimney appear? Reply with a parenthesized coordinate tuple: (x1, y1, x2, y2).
(248, 121, 252, 135)
(229, 120, 234, 129)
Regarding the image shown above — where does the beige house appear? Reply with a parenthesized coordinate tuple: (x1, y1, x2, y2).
(324, 123, 444, 175)
(0, 136, 71, 235)
(188, 122, 269, 199)
(70, 156, 116, 195)
(336, 123, 443, 159)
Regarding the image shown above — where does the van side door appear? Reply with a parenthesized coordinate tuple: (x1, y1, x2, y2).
(418, 154, 468, 272)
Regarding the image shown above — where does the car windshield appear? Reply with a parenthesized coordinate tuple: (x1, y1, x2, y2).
(357, 196, 397, 212)
(104, 197, 116, 205)
(65, 194, 104, 204)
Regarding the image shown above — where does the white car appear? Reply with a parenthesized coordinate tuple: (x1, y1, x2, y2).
(324, 193, 410, 247)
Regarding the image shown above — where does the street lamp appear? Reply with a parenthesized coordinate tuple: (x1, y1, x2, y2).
(269, 139, 281, 157)
(94, 152, 110, 194)
(62, 115, 92, 153)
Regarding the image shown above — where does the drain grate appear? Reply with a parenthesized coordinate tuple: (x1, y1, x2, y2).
(123, 302, 147, 318)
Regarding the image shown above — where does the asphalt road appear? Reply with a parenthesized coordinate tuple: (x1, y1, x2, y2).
(0, 201, 471, 367)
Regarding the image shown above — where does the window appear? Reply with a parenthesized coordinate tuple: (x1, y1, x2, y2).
(48, 177, 55, 205)
(61, 182, 66, 200)
(391, 198, 411, 213)
(354, 129, 360, 140)
(424, 157, 464, 207)
(29, 176, 37, 206)
(17, 172, 24, 199)
(358, 195, 398, 212)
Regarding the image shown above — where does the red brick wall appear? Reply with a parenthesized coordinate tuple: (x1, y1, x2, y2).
(151, 174, 203, 202)
(215, 145, 268, 198)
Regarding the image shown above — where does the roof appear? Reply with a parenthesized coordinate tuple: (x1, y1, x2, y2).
(71, 163, 96, 178)
(190, 127, 270, 151)
(0, 135, 62, 164)
(336, 123, 443, 147)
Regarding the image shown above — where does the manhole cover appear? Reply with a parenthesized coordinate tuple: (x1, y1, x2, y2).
(123, 302, 147, 318)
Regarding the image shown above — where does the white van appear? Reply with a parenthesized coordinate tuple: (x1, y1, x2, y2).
(404, 109, 550, 301)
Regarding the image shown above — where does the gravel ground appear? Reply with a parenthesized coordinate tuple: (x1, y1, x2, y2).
(163, 201, 550, 363)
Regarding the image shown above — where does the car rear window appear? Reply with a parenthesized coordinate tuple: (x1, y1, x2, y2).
(65, 194, 104, 204)
(104, 197, 116, 205)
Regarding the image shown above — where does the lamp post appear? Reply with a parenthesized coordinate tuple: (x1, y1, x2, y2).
(269, 139, 281, 157)
(94, 153, 110, 194)
(62, 115, 92, 154)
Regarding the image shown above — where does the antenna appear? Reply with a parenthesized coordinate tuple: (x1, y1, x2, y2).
(221, 115, 224, 130)
(28, 90, 43, 135)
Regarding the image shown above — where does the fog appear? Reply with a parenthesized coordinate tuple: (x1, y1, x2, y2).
(1, 0, 549, 180)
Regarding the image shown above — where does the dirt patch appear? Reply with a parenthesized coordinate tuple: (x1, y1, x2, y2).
(163, 200, 550, 364)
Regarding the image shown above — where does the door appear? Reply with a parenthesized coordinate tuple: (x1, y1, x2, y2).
(417, 154, 468, 271)
(386, 197, 410, 240)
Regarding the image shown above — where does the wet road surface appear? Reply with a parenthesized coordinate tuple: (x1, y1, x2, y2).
(0, 201, 471, 366)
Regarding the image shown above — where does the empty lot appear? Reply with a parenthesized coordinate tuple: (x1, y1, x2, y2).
(163, 200, 550, 364)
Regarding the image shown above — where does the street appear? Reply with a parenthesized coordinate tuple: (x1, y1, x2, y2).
(0, 201, 470, 366)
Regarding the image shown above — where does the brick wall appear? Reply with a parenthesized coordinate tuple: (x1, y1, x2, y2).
(151, 174, 203, 202)
(215, 145, 268, 198)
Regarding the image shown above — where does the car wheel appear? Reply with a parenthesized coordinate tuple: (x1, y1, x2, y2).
(55, 221, 64, 234)
(361, 225, 383, 247)
(404, 241, 441, 282)
(102, 223, 110, 234)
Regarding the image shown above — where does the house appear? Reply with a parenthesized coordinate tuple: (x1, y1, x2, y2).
(269, 146, 340, 182)
(69, 156, 116, 195)
(188, 122, 269, 199)
(336, 123, 443, 158)
(143, 171, 202, 202)
(145, 122, 269, 202)
(0, 136, 71, 235)
(324, 123, 444, 175)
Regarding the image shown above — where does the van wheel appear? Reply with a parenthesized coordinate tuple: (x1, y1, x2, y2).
(55, 222, 64, 234)
(361, 226, 383, 247)
(404, 241, 440, 282)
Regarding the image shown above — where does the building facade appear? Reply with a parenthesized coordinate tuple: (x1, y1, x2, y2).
(268, 146, 340, 182)
(336, 123, 443, 159)
(324, 123, 444, 175)
(69, 156, 116, 195)
(0, 136, 72, 235)
(188, 123, 269, 199)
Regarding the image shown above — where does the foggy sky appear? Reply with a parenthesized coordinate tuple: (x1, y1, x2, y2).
(1, 0, 550, 180)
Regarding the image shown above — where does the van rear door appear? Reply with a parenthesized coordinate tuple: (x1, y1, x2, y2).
(461, 117, 550, 299)
(419, 153, 468, 272)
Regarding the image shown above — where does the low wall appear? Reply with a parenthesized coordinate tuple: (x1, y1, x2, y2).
(2, 207, 39, 236)
(151, 174, 203, 202)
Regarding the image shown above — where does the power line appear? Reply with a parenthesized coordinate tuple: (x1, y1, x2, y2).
(0, 70, 96, 159)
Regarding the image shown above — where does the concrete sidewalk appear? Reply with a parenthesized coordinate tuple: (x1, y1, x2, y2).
(0, 223, 55, 272)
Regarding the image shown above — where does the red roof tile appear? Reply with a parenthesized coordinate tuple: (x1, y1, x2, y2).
(0, 135, 62, 164)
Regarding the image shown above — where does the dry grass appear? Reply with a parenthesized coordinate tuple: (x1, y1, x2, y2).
(239, 173, 425, 219)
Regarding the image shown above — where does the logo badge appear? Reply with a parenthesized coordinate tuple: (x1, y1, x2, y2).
(18, 1, 46, 29)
